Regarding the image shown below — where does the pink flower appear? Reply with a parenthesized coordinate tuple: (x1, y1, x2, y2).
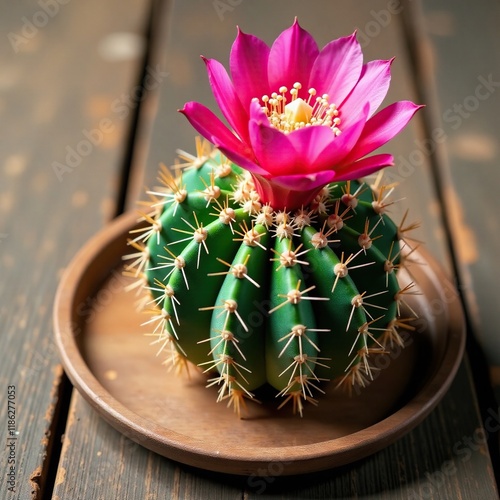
(180, 19, 422, 210)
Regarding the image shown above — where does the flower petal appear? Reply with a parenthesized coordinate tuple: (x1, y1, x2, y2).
(287, 125, 340, 173)
(251, 173, 326, 210)
(249, 123, 297, 174)
(268, 19, 319, 91)
(339, 59, 395, 126)
(341, 101, 423, 164)
(230, 28, 270, 109)
(271, 169, 336, 191)
(356, 59, 394, 116)
(309, 32, 363, 105)
(248, 101, 298, 175)
(215, 144, 271, 177)
(335, 153, 394, 180)
(312, 103, 370, 170)
(180, 101, 253, 160)
(203, 57, 250, 143)
(182, 104, 270, 177)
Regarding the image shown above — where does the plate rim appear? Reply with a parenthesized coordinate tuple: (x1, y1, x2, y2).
(53, 211, 466, 475)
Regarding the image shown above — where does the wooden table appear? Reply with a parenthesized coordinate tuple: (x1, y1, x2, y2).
(2, 0, 500, 498)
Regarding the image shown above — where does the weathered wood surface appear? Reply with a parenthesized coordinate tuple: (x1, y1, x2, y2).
(0, 0, 150, 498)
(402, 0, 500, 477)
(50, 361, 498, 499)
(1, 0, 499, 498)
(407, 0, 500, 371)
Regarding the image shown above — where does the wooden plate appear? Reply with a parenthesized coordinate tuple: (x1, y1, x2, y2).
(53, 211, 465, 476)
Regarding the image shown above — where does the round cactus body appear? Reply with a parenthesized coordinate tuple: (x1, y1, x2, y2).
(125, 143, 414, 416)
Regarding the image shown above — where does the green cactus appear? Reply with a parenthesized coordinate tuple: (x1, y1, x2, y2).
(125, 140, 416, 416)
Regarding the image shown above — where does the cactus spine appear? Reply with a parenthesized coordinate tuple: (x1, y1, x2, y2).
(125, 140, 416, 416)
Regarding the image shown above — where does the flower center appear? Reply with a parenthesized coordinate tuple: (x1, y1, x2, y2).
(258, 82, 341, 135)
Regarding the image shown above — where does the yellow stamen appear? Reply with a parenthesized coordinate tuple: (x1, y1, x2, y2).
(258, 82, 342, 135)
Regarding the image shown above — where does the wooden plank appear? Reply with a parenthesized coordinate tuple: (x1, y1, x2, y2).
(52, 396, 246, 500)
(53, 395, 180, 500)
(125, 0, 173, 210)
(0, 1, 150, 498)
(245, 361, 495, 499)
(50, 1, 497, 499)
(407, 0, 500, 370)
(401, 0, 500, 480)
(48, 0, 215, 497)
(52, 363, 498, 500)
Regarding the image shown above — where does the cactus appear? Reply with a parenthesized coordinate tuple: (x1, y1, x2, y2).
(124, 140, 417, 416)
(124, 19, 423, 416)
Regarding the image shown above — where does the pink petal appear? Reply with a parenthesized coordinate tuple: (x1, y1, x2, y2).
(341, 101, 423, 164)
(251, 174, 286, 206)
(180, 101, 252, 160)
(335, 153, 394, 180)
(251, 173, 324, 210)
(230, 28, 270, 109)
(271, 169, 336, 191)
(312, 103, 370, 170)
(248, 101, 299, 175)
(215, 143, 271, 177)
(182, 103, 269, 177)
(268, 19, 319, 92)
(308, 32, 363, 106)
(203, 57, 250, 143)
(287, 125, 340, 173)
(339, 59, 394, 126)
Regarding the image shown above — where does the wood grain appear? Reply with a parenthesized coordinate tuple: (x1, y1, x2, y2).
(401, 0, 500, 481)
(0, 0, 149, 498)
(51, 366, 499, 500)
(406, 0, 500, 366)
(246, 362, 495, 499)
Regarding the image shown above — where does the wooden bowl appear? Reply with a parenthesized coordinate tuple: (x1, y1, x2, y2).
(53, 211, 465, 476)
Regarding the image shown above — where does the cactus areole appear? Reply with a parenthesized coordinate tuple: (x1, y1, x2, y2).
(125, 19, 423, 416)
